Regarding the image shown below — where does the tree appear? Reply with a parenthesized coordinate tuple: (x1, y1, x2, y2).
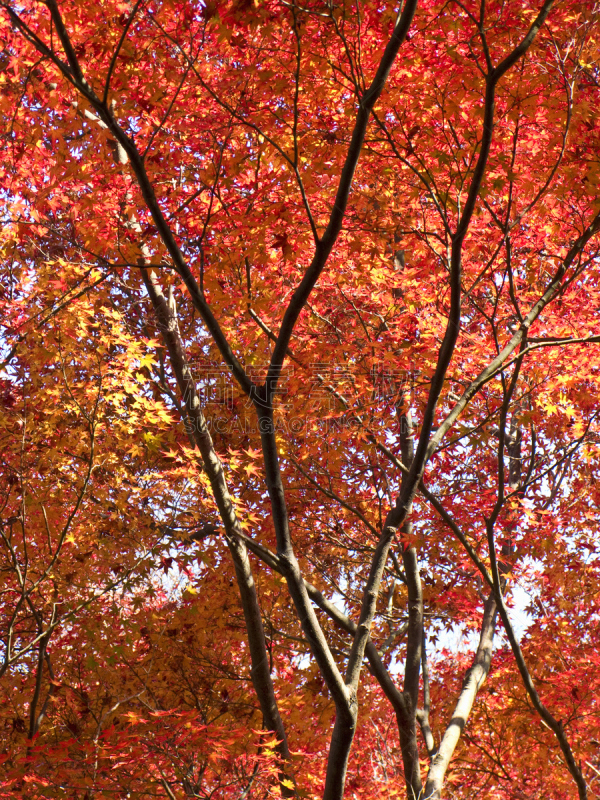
(1, 0, 600, 797)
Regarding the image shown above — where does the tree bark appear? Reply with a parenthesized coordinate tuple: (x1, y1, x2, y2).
(423, 593, 497, 800)
(140, 271, 294, 795)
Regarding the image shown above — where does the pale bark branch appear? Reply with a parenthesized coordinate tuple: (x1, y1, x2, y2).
(416, 630, 436, 759)
(423, 593, 498, 799)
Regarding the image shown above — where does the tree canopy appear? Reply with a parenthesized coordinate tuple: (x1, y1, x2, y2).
(1, 0, 600, 798)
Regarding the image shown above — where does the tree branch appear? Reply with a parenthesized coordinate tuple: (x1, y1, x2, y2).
(424, 592, 498, 799)
(140, 269, 294, 796)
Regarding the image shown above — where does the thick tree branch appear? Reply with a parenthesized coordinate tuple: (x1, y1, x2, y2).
(140, 269, 294, 796)
(397, 405, 424, 800)
(267, 0, 418, 391)
(232, 526, 421, 800)
(343, 12, 558, 742)
(423, 593, 498, 799)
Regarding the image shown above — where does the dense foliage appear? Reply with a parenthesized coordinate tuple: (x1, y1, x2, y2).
(1, 0, 600, 797)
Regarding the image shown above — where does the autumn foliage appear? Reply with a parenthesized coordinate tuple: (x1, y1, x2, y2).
(1, 0, 600, 797)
